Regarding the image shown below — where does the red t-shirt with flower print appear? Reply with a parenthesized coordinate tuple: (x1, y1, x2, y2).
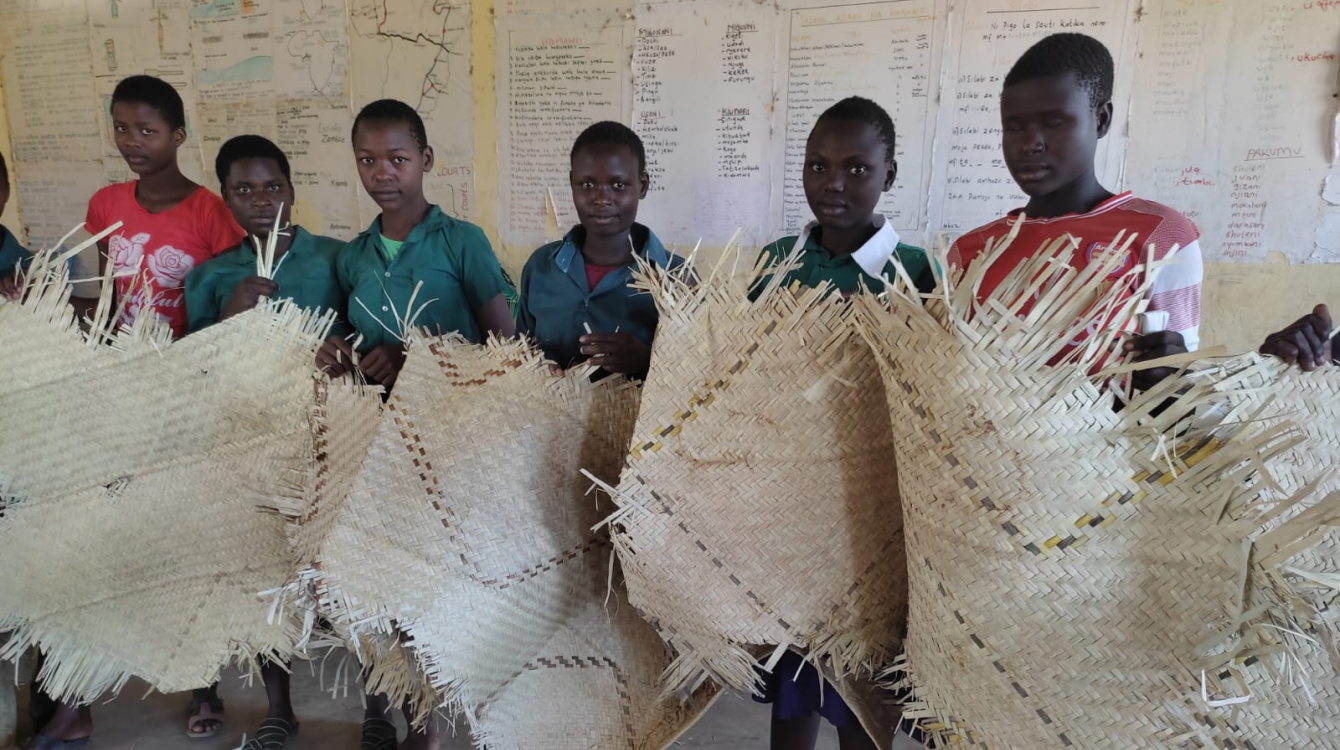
(85, 182, 245, 338)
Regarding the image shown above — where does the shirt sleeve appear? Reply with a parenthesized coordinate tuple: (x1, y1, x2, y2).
(183, 262, 221, 334)
(84, 187, 108, 236)
(201, 192, 247, 257)
(515, 253, 538, 338)
(1145, 238, 1203, 352)
(453, 223, 510, 310)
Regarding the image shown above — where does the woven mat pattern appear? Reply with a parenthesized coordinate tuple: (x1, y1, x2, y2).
(854, 229, 1340, 749)
(599, 261, 908, 697)
(0, 256, 330, 702)
(309, 334, 716, 748)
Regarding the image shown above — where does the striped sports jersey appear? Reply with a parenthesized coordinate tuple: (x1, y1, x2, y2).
(947, 192, 1203, 353)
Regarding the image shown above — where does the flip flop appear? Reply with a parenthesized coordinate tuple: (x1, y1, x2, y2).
(358, 717, 399, 750)
(23, 736, 90, 750)
(185, 694, 226, 739)
(242, 717, 301, 750)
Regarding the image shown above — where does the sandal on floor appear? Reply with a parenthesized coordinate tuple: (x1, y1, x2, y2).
(359, 717, 399, 750)
(242, 717, 301, 750)
(23, 736, 90, 750)
(185, 694, 226, 739)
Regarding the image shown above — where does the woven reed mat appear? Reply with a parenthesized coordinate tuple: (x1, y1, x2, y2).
(0, 244, 335, 703)
(593, 254, 907, 722)
(307, 333, 717, 748)
(853, 226, 1340, 749)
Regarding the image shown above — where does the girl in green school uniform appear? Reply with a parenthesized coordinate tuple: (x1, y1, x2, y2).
(315, 99, 514, 750)
(184, 133, 347, 750)
(753, 96, 934, 750)
(515, 121, 680, 379)
(316, 99, 515, 392)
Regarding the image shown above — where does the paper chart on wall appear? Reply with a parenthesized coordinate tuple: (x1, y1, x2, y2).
(496, 14, 632, 250)
(1127, 0, 1340, 263)
(632, 1, 780, 249)
(0, 0, 104, 165)
(777, 0, 948, 241)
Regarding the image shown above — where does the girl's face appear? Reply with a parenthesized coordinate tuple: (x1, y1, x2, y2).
(111, 101, 184, 176)
(802, 118, 895, 236)
(570, 143, 648, 241)
(353, 120, 433, 212)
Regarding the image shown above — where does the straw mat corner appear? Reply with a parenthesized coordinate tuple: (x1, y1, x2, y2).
(309, 333, 717, 748)
(596, 253, 908, 700)
(0, 249, 334, 702)
(854, 227, 1340, 749)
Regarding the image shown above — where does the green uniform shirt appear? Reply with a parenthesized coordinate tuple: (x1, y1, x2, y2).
(516, 223, 678, 373)
(0, 224, 31, 277)
(338, 205, 512, 352)
(184, 225, 348, 335)
(753, 217, 935, 297)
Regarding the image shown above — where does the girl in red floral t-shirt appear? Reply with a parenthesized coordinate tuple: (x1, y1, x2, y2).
(32, 76, 244, 750)
(75, 75, 243, 340)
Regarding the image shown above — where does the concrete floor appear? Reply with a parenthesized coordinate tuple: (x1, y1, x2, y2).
(10, 658, 922, 750)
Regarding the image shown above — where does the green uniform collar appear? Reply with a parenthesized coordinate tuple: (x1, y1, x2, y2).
(796, 215, 902, 276)
(358, 205, 447, 262)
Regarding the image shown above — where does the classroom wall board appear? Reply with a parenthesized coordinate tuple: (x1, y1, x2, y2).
(0, 0, 1338, 353)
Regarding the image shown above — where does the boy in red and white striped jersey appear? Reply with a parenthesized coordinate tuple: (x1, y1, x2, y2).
(947, 33, 1202, 391)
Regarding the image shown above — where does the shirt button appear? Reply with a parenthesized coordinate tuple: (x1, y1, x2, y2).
(385, 272, 391, 278)
(382, 305, 389, 312)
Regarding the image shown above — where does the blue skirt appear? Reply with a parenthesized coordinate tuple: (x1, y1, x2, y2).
(754, 650, 854, 728)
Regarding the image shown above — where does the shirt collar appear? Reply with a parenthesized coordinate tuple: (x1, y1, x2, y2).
(797, 215, 901, 277)
(231, 225, 314, 263)
(553, 223, 669, 272)
(358, 205, 446, 247)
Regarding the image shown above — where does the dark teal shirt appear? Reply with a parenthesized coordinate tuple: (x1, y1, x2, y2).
(0, 224, 31, 277)
(184, 226, 347, 335)
(516, 224, 678, 373)
(753, 218, 935, 297)
(337, 206, 512, 352)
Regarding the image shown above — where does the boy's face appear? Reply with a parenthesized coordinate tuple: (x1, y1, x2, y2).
(223, 157, 295, 239)
(353, 120, 433, 212)
(570, 143, 647, 241)
(802, 118, 895, 235)
(1000, 71, 1112, 199)
(111, 101, 185, 176)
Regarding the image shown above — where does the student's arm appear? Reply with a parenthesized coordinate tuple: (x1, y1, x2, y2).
(71, 193, 111, 318)
(183, 264, 221, 333)
(1122, 239, 1203, 390)
(475, 294, 517, 340)
(515, 257, 538, 338)
(1262, 304, 1332, 371)
(457, 224, 517, 340)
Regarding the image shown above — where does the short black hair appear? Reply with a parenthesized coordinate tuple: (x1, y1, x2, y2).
(0, 151, 7, 183)
(813, 97, 897, 166)
(570, 121, 647, 174)
(215, 135, 292, 189)
(352, 99, 428, 152)
(111, 75, 186, 131)
(1004, 33, 1114, 110)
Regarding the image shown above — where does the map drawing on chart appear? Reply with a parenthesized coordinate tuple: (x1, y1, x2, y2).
(348, 0, 473, 157)
(277, 0, 348, 98)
